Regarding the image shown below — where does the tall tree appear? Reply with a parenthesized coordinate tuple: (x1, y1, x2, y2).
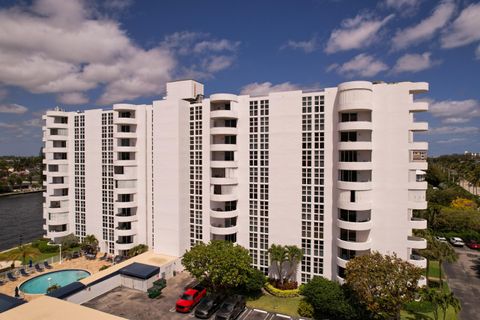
(182, 241, 253, 291)
(284, 245, 303, 281)
(438, 290, 461, 320)
(345, 252, 423, 320)
(268, 244, 288, 284)
(81, 234, 99, 255)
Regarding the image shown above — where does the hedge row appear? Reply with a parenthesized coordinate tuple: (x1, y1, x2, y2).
(264, 283, 300, 298)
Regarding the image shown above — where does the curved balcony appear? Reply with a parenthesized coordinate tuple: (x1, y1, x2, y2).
(49, 230, 70, 238)
(49, 194, 69, 201)
(338, 141, 372, 150)
(113, 104, 137, 112)
(48, 213, 69, 225)
(409, 254, 427, 269)
(210, 93, 238, 103)
(114, 160, 137, 167)
(408, 161, 428, 170)
(115, 200, 137, 208)
(48, 205, 68, 213)
(210, 144, 237, 152)
(210, 110, 238, 119)
(115, 117, 136, 125)
(337, 219, 373, 231)
(410, 122, 428, 132)
(338, 162, 373, 171)
(47, 134, 69, 141)
(116, 214, 137, 223)
(337, 181, 372, 191)
(210, 161, 238, 168)
(338, 81, 373, 92)
(410, 102, 428, 112)
(210, 209, 239, 219)
(115, 188, 137, 196)
(210, 225, 238, 235)
(210, 194, 238, 202)
(116, 146, 137, 153)
(337, 276, 345, 284)
(211, 127, 237, 135)
(116, 227, 137, 237)
(49, 159, 68, 166)
(337, 121, 372, 131)
(336, 256, 349, 268)
(115, 241, 136, 251)
(113, 132, 136, 139)
(114, 173, 137, 181)
(409, 141, 428, 150)
(409, 82, 429, 95)
(407, 236, 427, 249)
(337, 238, 372, 251)
(338, 200, 372, 211)
(410, 217, 427, 230)
(408, 181, 428, 190)
(210, 177, 238, 185)
(408, 200, 428, 210)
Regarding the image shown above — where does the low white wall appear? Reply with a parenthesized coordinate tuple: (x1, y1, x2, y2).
(66, 274, 121, 304)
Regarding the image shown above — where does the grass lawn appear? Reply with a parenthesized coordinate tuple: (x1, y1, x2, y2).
(401, 283, 458, 320)
(246, 294, 301, 317)
(0, 242, 81, 266)
(428, 260, 441, 279)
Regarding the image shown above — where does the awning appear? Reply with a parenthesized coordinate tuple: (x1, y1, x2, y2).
(416, 170, 426, 175)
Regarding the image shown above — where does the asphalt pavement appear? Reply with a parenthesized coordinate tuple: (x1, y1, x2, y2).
(444, 247, 480, 320)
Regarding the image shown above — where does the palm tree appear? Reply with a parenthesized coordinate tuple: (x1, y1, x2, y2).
(436, 241, 457, 287)
(81, 234, 99, 255)
(268, 244, 287, 285)
(421, 288, 440, 320)
(3, 244, 39, 266)
(438, 290, 461, 320)
(284, 245, 303, 282)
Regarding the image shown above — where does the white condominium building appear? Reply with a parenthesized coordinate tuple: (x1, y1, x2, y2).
(42, 80, 429, 283)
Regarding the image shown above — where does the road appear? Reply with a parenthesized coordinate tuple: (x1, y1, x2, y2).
(444, 247, 480, 320)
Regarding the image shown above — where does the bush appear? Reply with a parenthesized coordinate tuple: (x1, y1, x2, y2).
(264, 283, 299, 298)
(240, 268, 266, 294)
(61, 234, 80, 249)
(38, 241, 58, 253)
(269, 278, 298, 290)
(47, 284, 61, 293)
(99, 265, 110, 271)
(147, 287, 162, 299)
(297, 299, 314, 318)
(128, 244, 148, 258)
(153, 278, 167, 289)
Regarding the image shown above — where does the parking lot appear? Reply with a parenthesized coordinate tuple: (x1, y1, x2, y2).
(83, 271, 305, 320)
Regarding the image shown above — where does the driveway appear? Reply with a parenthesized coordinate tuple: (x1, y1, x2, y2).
(443, 247, 480, 320)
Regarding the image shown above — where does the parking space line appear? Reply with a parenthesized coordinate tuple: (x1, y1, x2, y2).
(238, 308, 252, 320)
(169, 307, 176, 312)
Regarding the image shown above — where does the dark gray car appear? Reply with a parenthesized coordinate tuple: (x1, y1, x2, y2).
(214, 295, 245, 320)
(195, 294, 225, 319)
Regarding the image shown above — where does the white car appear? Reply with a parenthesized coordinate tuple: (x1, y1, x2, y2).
(449, 237, 465, 247)
(435, 236, 447, 243)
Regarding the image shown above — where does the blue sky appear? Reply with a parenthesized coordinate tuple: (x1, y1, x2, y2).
(0, 0, 479, 156)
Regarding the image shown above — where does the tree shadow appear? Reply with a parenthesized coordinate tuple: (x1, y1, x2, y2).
(468, 256, 480, 279)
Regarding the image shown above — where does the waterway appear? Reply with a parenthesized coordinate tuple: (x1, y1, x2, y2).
(0, 192, 44, 251)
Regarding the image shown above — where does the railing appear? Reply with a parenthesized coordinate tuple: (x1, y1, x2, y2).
(0, 254, 62, 280)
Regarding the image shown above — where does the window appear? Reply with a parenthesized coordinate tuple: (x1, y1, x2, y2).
(339, 170, 358, 182)
(340, 131, 357, 142)
(350, 191, 356, 202)
(340, 151, 357, 162)
(340, 113, 357, 122)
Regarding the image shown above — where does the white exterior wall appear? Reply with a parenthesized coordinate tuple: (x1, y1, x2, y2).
(42, 80, 428, 283)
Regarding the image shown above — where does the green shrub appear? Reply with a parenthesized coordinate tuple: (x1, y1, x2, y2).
(61, 234, 80, 249)
(147, 286, 162, 299)
(99, 265, 110, 271)
(47, 284, 61, 293)
(128, 244, 148, 258)
(153, 278, 167, 289)
(38, 241, 58, 253)
(264, 283, 299, 298)
(297, 299, 314, 318)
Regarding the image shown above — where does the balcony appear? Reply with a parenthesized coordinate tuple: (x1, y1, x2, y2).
(210, 209, 239, 219)
(211, 127, 237, 135)
(336, 256, 348, 268)
(407, 236, 427, 249)
(210, 144, 237, 152)
(409, 82, 429, 95)
(210, 177, 238, 185)
(210, 225, 238, 235)
(409, 254, 427, 269)
(408, 200, 428, 210)
(337, 238, 372, 251)
(48, 212, 69, 225)
(409, 122, 428, 132)
(113, 131, 136, 139)
(410, 217, 427, 230)
(337, 181, 372, 191)
(337, 121, 372, 131)
(337, 200, 372, 211)
(410, 102, 429, 112)
(337, 219, 373, 231)
(338, 162, 372, 171)
(116, 225, 136, 236)
(115, 200, 137, 208)
(116, 214, 137, 223)
(338, 141, 372, 150)
(211, 161, 238, 168)
(408, 181, 428, 190)
(211, 193, 238, 202)
(115, 241, 136, 251)
(210, 110, 238, 119)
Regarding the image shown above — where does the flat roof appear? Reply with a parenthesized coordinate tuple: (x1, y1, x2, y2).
(119, 262, 159, 280)
(0, 296, 126, 320)
(0, 293, 25, 313)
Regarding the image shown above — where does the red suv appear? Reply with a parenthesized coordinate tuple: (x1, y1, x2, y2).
(176, 285, 207, 313)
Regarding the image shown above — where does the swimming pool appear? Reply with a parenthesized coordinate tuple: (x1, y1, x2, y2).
(19, 269, 90, 294)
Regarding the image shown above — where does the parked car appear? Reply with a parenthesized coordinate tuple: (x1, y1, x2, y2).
(466, 240, 480, 250)
(215, 295, 246, 320)
(449, 237, 465, 247)
(176, 284, 207, 313)
(195, 294, 225, 319)
(435, 236, 447, 243)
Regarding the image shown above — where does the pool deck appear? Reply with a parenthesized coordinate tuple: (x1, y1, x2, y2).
(0, 255, 110, 300)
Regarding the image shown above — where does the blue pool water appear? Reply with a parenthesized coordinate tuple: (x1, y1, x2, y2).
(19, 269, 90, 294)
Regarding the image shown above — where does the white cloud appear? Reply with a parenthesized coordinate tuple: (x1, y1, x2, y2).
(0, 1, 239, 105)
(282, 37, 317, 53)
(325, 13, 394, 53)
(0, 103, 28, 114)
(436, 138, 467, 144)
(429, 99, 480, 124)
(240, 82, 321, 96)
(441, 3, 480, 48)
(202, 56, 235, 73)
(57, 92, 89, 105)
(393, 52, 440, 73)
(384, 0, 421, 11)
(23, 118, 42, 127)
(0, 122, 16, 129)
(392, 0, 456, 49)
(429, 126, 479, 135)
(330, 54, 388, 77)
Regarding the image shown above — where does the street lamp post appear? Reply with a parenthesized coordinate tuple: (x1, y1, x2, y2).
(47, 242, 62, 264)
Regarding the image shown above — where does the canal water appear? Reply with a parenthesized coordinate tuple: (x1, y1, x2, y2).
(0, 192, 44, 251)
